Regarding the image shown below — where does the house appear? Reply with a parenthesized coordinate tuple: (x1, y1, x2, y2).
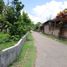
(41, 20, 60, 37)
(40, 20, 53, 34)
(41, 9, 67, 38)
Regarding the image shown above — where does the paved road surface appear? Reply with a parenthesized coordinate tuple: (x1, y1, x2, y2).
(32, 31, 67, 67)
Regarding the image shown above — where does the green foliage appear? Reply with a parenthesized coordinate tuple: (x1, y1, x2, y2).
(0, 32, 17, 50)
(0, 14, 5, 21)
(0, 0, 4, 13)
(4, 0, 24, 36)
(21, 12, 33, 31)
(0, 32, 10, 43)
(0, 0, 34, 41)
(34, 22, 41, 31)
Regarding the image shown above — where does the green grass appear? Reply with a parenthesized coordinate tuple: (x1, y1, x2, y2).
(0, 32, 9, 40)
(9, 33, 36, 67)
(0, 41, 17, 51)
(42, 33, 67, 45)
(0, 32, 17, 51)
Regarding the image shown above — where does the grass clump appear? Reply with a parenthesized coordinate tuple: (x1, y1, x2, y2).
(0, 32, 17, 51)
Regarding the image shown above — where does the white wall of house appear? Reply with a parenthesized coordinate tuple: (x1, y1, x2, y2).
(43, 23, 67, 38)
(44, 25, 51, 34)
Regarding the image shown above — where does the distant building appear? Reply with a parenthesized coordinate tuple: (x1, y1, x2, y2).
(41, 9, 67, 38)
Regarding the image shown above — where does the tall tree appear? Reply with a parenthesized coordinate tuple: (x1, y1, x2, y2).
(5, 0, 24, 36)
(0, 0, 4, 14)
(21, 11, 32, 31)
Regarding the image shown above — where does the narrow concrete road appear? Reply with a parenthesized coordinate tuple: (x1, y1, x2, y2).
(32, 31, 67, 67)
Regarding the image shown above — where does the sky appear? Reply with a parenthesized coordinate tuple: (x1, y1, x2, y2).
(4, 0, 67, 24)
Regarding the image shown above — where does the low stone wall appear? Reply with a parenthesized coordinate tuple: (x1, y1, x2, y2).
(0, 32, 29, 67)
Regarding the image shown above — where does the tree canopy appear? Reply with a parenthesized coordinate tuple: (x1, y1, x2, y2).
(0, 0, 34, 40)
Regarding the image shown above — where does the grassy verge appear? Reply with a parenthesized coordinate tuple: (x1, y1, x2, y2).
(0, 32, 17, 51)
(9, 33, 36, 67)
(0, 41, 17, 51)
(42, 33, 67, 45)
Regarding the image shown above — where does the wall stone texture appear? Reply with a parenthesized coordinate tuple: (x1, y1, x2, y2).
(0, 33, 28, 67)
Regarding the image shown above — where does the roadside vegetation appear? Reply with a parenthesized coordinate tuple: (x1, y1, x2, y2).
(34, 22, 41, 32)
(0, 0, 34, 50)
(9, 33, 36, 67)
(0, 32, 17, 51)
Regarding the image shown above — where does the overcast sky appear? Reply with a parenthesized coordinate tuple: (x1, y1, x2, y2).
(4, 0, 67, 24)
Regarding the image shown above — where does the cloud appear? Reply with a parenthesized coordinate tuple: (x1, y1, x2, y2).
(28, 14, 40, 24)
(29, 0, 67, 23)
